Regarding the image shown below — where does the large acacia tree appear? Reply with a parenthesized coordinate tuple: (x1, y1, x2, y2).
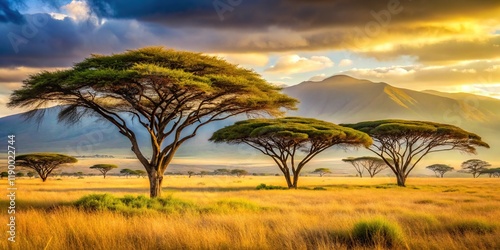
(17, 153, 77, 182)
(8, 47, 297, 197)
(210, 117, 372, 188)
(342, 120, 489, 186)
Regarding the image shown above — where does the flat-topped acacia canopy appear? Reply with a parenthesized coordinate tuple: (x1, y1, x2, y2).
(16, 153, 77, 182)
(211, 117, 372, 188)
(210, 117, 372, 145)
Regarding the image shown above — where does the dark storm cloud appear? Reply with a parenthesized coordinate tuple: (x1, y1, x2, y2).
(84, 0, 500, 30)
(0, 13, 183, 67)
(0, 0, 25, 24)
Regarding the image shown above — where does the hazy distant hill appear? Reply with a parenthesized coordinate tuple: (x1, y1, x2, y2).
(1, 75, 498, 170)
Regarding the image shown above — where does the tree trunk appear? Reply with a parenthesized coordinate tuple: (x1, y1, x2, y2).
(396, 173, 406, 187)
(41, 176, 47, 182)
(291, 173, 299, 189)
(148, 171, 164, 198)
(103, 173, 106, 179)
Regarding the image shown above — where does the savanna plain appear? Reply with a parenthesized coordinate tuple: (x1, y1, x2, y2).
(1, 176, 499, 250)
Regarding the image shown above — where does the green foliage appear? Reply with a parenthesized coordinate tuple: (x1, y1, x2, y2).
(74, 194, 197, 214)
(211, 117, 372, 147)
(0, 172, 8, 178)
(351, 218, 405, 248)
(446, 220, 496, 235)
(256, 183, 288, 190)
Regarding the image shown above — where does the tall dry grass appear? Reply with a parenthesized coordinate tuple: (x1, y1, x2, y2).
(1, 176, 499, 249)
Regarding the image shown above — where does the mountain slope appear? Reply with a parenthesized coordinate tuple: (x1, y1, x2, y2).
(283, 75, 497, 124)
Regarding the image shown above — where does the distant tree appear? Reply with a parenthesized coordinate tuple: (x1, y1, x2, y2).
(187, 171, 195, 178)
(90, 164, 118, 179)
(480, 168, 500, 178)
(0, 172, 8, 179)
(214, 169, 230, 175)
(342, 120, 489, 186)
(461, 159, 491, 178)
(199, 171, 210, 178)
(8, 47, 297, 198)
(211, 117, 371, 189)
(27, 171, 36, 179)
(120, 169, 135, 178)
(426, 164, 454, 178)
(312, 168, 332, 177)
(16, 153, 78, 182)
(16, 172, 25, 178)
(231, 169, 249, 177)
(135, 170, 147, 178)
(343, 157, 388, 178)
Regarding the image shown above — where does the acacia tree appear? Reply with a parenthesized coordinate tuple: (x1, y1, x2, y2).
(461, 159, 491, 178)
(210, 117, 372, 189)
(342, 120, 489, 186)
(120, 169, 134, 178)
(480, 168, 500, 178)
(8, 47, 296, 198)
(312, 168, 331, 177)
(16, 153, 77, 182)
(426, 164, 454, 178)
(343, 156, 388, 178)
(90, 164, 118, 179)
(199, 171, 210, 177)
(187, 171, 195, 178)
(231, 169, 248, 177)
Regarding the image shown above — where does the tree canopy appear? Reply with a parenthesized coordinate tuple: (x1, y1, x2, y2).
(211, 117, 372, 188)
(426, 164, 454, 178)
(312, 168, 331, 177)
(342, 120, 489, 186)
(8, 47, 297, 198)
(90, 164, 118, 179)
(342, 156, 388, 178)
(16, 153, 77, 182)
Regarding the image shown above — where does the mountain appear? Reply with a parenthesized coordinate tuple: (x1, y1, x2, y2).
(1, 75, 498, 171)
(283, 75, 500, 125)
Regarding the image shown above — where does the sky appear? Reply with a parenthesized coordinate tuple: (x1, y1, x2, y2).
(1, 0, 500, 117)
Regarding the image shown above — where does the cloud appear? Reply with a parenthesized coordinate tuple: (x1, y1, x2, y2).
(308, 74, 327, 82)
(360, 36, 500, 64)
(206, 53, 269, 67)
(265, 55, 333, 74)
(342, 60, 500, 89)
(339, 59, 353, 67)
(0, 1, 24, 24)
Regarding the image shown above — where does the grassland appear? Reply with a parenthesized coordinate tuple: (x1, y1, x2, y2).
(1, 176, 499, 249)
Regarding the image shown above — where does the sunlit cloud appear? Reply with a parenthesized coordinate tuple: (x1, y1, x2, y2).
(265, 55, 333, 74)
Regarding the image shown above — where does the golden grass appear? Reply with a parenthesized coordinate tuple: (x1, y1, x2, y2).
(1, 176, 499, 249)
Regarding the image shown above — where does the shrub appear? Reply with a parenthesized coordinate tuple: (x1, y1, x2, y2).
(256, 183, 288, 190)
(447, 220, 496, 235)
(74, 194, 197, 213)
(351, 218, 405, 248)
(313, 187, 326, 190)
